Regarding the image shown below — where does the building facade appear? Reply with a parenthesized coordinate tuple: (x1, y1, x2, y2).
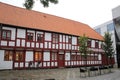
(112, 5, 120, 68)
(94, 20, 117, 67)
(0, 2, 114, 70)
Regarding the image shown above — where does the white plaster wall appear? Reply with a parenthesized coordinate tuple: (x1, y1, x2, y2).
(22, 40, 25, 47)
(9, 41, 15, 46)
(0, 50, 13, 70)
(91, 40, 95, 48)
(99, 41, 101, 48)
(63, 35, 65, 42)
(66, 36, 68, 42)
(72, 37, 77, 45)
(65, 52, 70, 60)
(17, 29, 26, 38)
(43, 52, 50, 61)
(3, 26, 16, 40)
(59, 35, 62, 42)
(63, 44, 65, 49)
(60, 43, 62, 49)
(16, 39, 20, 46)
(45, 32, 51, 41)
(25, 51, 33, 61)
(1, 41, 7, 46)
(31, 42, 35, 47)
(98, 54, 102, 60)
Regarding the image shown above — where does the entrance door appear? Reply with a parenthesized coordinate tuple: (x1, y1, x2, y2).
(58, 54, 65, 67)
(13, 51, 25, 69)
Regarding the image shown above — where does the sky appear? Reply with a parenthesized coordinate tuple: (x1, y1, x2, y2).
(0, 0, 120, 28)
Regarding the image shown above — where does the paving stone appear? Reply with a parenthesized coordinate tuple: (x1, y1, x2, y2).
(0, 68, 120, 80)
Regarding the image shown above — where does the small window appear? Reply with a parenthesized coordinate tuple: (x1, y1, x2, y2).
(37, 34, 44, 42)
(2, 30, 11, 40)
(4, 50, 13, 61)
(34, 51, 42, 61)
(27, 32, 33, 41)
(52, 33, 59, 43)
(87, 40, 91, 48)
(51, 52, 57, 61)
(77, 55, 81, 60)
(15, 51, 24, 61)
(71, 55, 76, 60)
(95, 42, 99, 48)
(68, 36, 72, 44)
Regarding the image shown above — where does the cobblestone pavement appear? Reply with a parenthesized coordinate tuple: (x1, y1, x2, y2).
(0, 68, 120, 80)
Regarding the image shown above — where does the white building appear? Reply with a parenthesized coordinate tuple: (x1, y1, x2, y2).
(112, 5, 120, 68)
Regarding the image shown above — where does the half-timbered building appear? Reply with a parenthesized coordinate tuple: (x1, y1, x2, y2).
(0, 2, 114, 70)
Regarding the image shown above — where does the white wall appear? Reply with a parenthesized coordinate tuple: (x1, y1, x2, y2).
(25, 51, 33, 61)
(91, 40, 95, 48)
(17, 29, 26, 38)
(72, 37, 77, 45)
(0, 50, 13, 70)
(98, 54, 102, 60)
(43, 52, 50, 61)
(45, 32, 51, 41)
(65, 52, 70, 60)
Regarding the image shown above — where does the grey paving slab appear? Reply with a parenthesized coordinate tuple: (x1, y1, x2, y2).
(0, 68, 120, 80)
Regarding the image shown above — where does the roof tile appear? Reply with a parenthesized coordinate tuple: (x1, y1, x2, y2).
(0, 2, 103, 40)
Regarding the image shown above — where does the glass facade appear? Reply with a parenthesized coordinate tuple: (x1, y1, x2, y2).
(95, 28, 101, 34)
(107, 23, 114, 32)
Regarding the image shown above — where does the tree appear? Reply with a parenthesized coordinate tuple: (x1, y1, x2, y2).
(102, 32, 114, 69)
(79, 34, 94, 77)
(24, 0, 58, 10)
(78, 34, 89, 76)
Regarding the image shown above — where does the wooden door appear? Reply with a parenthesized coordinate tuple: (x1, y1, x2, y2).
(58, 54, 65, 67)
(13, 51, 25, 69)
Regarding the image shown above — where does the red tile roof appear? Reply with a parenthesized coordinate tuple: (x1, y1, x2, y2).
(0, 2, 103, 40)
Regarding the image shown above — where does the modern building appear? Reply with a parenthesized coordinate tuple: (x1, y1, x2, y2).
(112, 5, 120, 68)
(94, 20, 117, 67)
(0, 2, 114, 70)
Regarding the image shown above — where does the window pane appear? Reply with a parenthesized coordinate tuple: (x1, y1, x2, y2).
(107, 23, 114, 32)
(2, 30, 11, 40)
(95, 28, 101, 34)
(7, 31, 11, 39)
(68, 36, 72, 44)
(52, 33, 59, 43)
(15, 51, 24, 61)
(51, 52, 57, 61)
(27, 33, 33, 41)
(35, 52, 42, 61)
(2, 31, 6, 39)
(37, 34, 44, 42)
(4, 50, 13, 61)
